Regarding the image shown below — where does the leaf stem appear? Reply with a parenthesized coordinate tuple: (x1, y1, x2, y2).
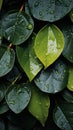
(8, 43, 12, 49)
(20, 4, 24, 12)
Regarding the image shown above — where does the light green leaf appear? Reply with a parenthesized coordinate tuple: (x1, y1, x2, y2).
(0, 0, 3, 10)
(0, 46, 15, 77)
(34, 24, 64, 68)
(53, 101, 73, 130)
(28, 84, 50, 126)
(1, 10, 34, 45)
(5, 83, 31, 113)
(67, 66, 73, 91)
(28, 0, 73, 22)
(16, 35, 43, 81)
(34, 59, 68, 93)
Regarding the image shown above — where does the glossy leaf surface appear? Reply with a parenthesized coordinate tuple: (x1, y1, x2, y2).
(28, 0, 73, 22)
(16, 35, 43, 81)
(5, 83, 31, 113)
(0, 46, 15, 77)
(28, 84, 50, 126)
(34, 24, 64, 68)
(34, 59, 68, 93)
(69, 8, 73, 22)
(61, 23, 73, 63)
(1, 10, 34, 45)
(67, 66, 73, 91)
(62, 90, 73, 103)
(0, 100, 9, 114)
(0, 0, 3, 10)
(53, 101, 73, 130)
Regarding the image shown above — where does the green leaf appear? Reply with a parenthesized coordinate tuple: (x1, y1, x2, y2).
(5, 83, 31, 113)
(61, 23, 73, 63)
(28, 84, 50, 126)
(0, 46, 15, 77)
(16, 34, 43, 81)
(67, 66, 73, 91)
(69, 8, 73, 22)
(0, 0, 3, 10)
(1, 10, 34, 45)
(28, 0, 73, 22)
(53, 101, 73, 130)
(34, 24, 64, 68)
(0, 100, 9, 114)
(62, 89, 73, 103)
(0, 82, 6, 102)
(34, 59, 68, 93)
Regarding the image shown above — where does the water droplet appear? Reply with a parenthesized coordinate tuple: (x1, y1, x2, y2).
(9, 100, 15, 105)
(39, 102, 42, 105)
(34, 1, 39, 7)
(27, 24, 33, 30)
(64, 70, 66, 73)
(50, 10, 54, 14)
(39, 11, 43, 16)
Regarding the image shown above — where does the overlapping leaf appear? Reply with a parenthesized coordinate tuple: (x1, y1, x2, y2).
(1, 10, 34, 45)
(0, 0, 3, 10)
(16, 35, 43, 81)
(5, 83, 31, 113)
(0, 82, 6, 102)
(28, 0, 73, 22)
(28, 84, 50, 126)
(34, 59, 68, 93)
(60, 23, 73, 63)
(0, 46, 15, 77)
(34, 24, 64, 68)
(53, 101, 73, 130)
(62, 90, 73, 103)
(69, 8, 73, 22)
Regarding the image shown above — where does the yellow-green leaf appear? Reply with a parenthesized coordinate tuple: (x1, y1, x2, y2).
(34, 24, 64, 68)
(67, 66, 73, 91)
(28, 84, 50, 126)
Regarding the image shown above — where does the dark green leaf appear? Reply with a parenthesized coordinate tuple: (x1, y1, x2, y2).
(1, 10, 34, 45)
(61, 23, 73, 63)
(0, 82, 6, 102)
(28, 0, 73, 22)
(0, 46, 15, 77)
(5, 83, 31, 113)
(69, 8, 73, 22)
(62, 89, 73, 103)
(34, 59, 68, 93)
(53, 101, 73, 130)
(28, 84, 50, 126)
(34, 24, 64, 68)
(16, 34, 43, 81)
(0, 100, 9, 114)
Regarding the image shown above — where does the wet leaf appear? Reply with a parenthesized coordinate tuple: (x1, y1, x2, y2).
(28, 0, 73, 22)
(1, 10, 34, 45)
(62, 89, 73, 103)
(53, 101, 73, 130)
(61, 23, 73, 63)
(16, 34, 43, 81)
(0, 45, 15, 77)
(34, 24, 64, 68)
(67, 66, 73, 91)
(0, 100, 9, 114)
(5, 83, 31, 113)
(0, 81, 6, 102)
(28, 84, 50, 126)
(34, 59, 68, 93)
